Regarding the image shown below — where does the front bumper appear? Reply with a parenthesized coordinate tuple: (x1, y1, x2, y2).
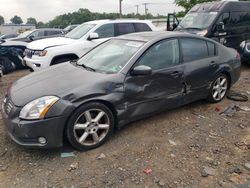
(1, 102, 67, 148)
(24, 56, 50, 72)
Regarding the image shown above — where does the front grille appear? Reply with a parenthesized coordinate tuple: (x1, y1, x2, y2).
(24, 49, 35, 59)
(3, 97, 14, 116)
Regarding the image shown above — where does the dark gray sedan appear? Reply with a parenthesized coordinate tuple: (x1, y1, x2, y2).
(1, 32, 241, 150)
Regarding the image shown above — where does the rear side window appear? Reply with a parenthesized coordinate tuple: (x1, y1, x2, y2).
(207, 41, 216, 57)
(180, 38, 208, 62)
(94, 24, 115, 38)
(134, 23, 152, 32)
(116, 23, 135, 36)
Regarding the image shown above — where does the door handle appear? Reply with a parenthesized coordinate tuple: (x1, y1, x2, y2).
(170, 71, 181, 77)
(210, 61, 216, 64)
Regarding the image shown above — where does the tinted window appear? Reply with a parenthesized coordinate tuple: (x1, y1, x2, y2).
(134, 23, 151, 32)
(137, 39, 179, 70)
(116, 23, 135, 36)
(181, 38, 208, 62)
(95, 24, 115, 38)
(229, 12, 250, 26)
(45, 30, 61, 36)
(207, 41, 216, 57)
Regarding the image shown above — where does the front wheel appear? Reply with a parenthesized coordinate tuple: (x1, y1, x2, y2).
(66, 102, 114, 151)
(208, 73, 229, 103)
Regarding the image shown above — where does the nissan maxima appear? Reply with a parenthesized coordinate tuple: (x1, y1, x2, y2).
(1, 32, 241, 150)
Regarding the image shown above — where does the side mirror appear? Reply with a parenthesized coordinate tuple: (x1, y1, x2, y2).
(216, 22, 225, 32)
(29, 35, 34, 41)
(131, 65, 152, 76)
(88, 33, 99, 40)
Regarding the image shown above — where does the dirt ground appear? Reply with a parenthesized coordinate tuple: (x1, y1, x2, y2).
(0, 66, 250, 188)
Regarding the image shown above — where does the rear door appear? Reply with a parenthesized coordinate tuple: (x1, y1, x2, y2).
(124, 39, 185, 120)
(180, 38, 219, 104)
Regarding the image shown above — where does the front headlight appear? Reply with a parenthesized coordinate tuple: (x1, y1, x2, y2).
(19, 96, 59, 120)
(197, 30, 208, 37)
(34, 50, 47, 56)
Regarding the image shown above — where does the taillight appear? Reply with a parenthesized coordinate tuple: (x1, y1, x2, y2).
(236, 52, 241, 60)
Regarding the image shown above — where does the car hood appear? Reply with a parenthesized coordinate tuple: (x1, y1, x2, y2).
(9, 63, 123, 106)
(27, 37, 75, 50)
(0, 40, 27, 47)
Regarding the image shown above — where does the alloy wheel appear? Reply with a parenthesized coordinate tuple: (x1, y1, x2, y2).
(212, 75, 228, 101)
(73, 108, 110, 146)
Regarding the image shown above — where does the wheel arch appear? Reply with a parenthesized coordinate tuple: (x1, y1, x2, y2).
(63, 99, 118, 138)
(51, 53, 79, 65)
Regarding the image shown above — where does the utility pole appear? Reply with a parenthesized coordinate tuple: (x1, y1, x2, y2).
(119, 0, 123, 18)
(142, 3, 148, 15)
(135, 5, 139, 15)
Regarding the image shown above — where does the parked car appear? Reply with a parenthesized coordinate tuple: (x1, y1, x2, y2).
(0, 41, 27, 74)
(0, 33, 18, 40)
(239, 40, 250, 64)
(8, 28, 64, 43)
(63, 24, 79, 33)
(0, 29, 64, 74)
(171, 1, 250, 51)
(1, 32, 241, 150)
(24, 19, 158, 71)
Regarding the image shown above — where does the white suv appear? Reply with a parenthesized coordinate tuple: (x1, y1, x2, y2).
(24, 19, 158, 71)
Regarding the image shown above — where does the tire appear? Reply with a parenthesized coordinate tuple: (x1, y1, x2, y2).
(51, 58, 71, 66)
(66, 102, 115, 151)
(207, 73, 229, 103)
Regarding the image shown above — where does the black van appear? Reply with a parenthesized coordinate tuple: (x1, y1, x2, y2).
(171, 1, 250, 51)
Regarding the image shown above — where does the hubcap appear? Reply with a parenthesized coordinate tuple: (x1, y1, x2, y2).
(73, 109, 110, 146)
(212, 76, 228, 101)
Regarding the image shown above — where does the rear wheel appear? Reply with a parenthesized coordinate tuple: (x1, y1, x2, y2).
(66, 102, 114, 151)
(208, 73, 229, 103)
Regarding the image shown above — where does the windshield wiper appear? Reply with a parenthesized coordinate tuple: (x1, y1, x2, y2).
(80, 64, 96, 72)
(184, 27, 202, 30)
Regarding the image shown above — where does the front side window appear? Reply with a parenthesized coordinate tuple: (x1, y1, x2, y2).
(94, 24, 114, 38)
(181, 38, 209, 62)
(178, 12, 218, 30)
(116, 23, 135, 36)
(77, 39, 144, 74)
(137, 39, 179, 70)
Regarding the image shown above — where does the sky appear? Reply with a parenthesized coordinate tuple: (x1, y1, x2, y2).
(0, 0, 183, 23)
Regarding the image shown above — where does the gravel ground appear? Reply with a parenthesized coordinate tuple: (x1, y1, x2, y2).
(0, 66, 250, 188)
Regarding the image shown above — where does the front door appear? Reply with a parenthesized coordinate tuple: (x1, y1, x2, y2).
(123, 39, 185, 121)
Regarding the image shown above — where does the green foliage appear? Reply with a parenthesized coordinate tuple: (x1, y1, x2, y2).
(10, 15, 23, 24)
(26, 17, 37, 26)
(48, 8, 166, 28)
(175, 0, 216, 13)
(37, 21, 48, 28)
(0, 16, 4, 25)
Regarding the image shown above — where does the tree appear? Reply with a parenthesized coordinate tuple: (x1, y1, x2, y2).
(0, 15, 4, 25)
(37, 21, 48, 28)
(26, 17, 37, 26)
(10, 15, 23, 24)
(175, 0, 216, 13)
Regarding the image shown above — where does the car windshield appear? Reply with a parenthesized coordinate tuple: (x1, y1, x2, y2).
(65, 24, 95, 39)
(16, 30, 33, 38)
(77, 39, 145, 74)
(177, 12, 218, 30)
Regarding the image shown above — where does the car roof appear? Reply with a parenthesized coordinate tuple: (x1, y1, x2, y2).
(34, 28, 63, 31)
(116, 31, 213, 43)
(84, 19, 152, 25)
